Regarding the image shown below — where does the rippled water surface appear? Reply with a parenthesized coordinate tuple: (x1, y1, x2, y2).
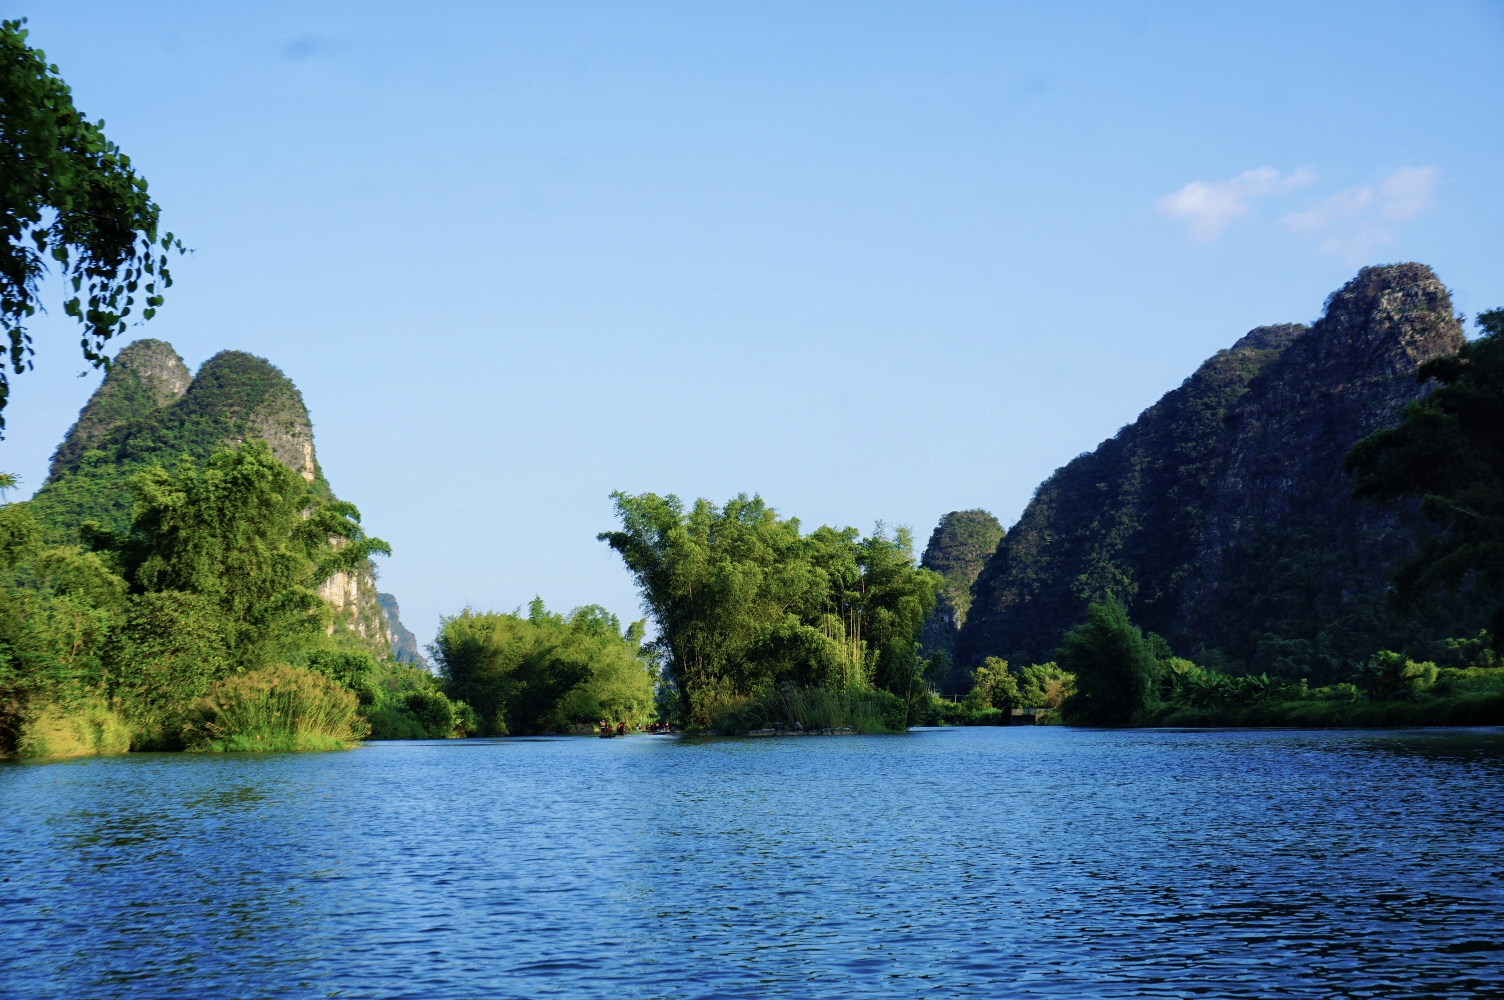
(3, 728, 1504, 998)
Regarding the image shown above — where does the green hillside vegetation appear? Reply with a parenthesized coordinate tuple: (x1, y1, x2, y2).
(0, 441, 391, 756)
(914, 658, 1076, 727)
(940, 305, 1504, 731)
(31, 348, 328, 545)
(959, 266, 1493, 686)
(1346, 307, 1504, 645)
(599, 491, 940, 733)
(918, 509, 1003, 696)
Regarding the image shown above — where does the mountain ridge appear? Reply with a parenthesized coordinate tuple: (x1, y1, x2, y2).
(955, 263, 1487, 682)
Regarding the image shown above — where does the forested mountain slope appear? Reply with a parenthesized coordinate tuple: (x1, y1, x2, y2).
(956, 264, 1488, 684)
(29, 340, 414, 654)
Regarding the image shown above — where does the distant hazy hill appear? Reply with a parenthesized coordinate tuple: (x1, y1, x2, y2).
(32, 340, 421, 661)
(377, 592, 429, 669)
(954, 263, 1490, 683)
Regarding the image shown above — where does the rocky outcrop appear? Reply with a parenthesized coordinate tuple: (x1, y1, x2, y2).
(956, 264, 1483, 683)
(377, 593, 429, 668)
(181, 351, 319, 482)
(46, 348, 324, 491)
(48, 339, 191, 479)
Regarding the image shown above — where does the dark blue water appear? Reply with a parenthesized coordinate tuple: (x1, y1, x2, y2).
(3, 728, 1503, 999)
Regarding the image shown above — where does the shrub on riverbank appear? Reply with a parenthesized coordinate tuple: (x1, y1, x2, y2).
(11, 699, 132, 758)
(183, 665, 369, 752)
(1141, 664, 1504, 728)
(706, 685, 908, 735)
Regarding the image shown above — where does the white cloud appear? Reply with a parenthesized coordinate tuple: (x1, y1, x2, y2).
(1155, 167, 1315, 240)
(1279, 166, 1438, 264)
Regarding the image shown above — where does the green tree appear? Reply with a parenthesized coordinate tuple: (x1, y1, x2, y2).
(1345, 309, 1504, 648)
(122, 440, 388, 669)
(1, 440, 394, 755)
(962, 657, 1019, 712)
(599, 491, 937, 726)
(432, 598, 653, 735)
(0, 19, 184, 430)
(1015, 661, 1075, 709)
(1057, 597, 1157, 725)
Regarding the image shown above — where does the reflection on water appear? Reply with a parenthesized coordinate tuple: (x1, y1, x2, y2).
(2, 728, 1502, 998)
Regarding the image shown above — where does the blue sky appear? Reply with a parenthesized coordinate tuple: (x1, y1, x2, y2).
(4, 1, 1503, 644)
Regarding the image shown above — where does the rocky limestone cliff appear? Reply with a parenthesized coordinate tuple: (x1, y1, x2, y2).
(956, 264, 1484, 683)
(170, 351, 320, 483)
(918, 510, 1003, 694)
(38, 348, 330, 539)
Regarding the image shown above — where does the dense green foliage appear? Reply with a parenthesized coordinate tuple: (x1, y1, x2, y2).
(432, 599, 655, 735)
(600, 491, 939, 728)
(920, 509, 1004, 625)
(1044, 598, 1504, 729)
(1056, 598, 1157, 725)
(0, 440, 392, 756)
(123, 442, 388, 669)
(1346, 309, 1504, 648)
(0, 20, 183, 430)
(918, 509, 1003, 695)
(960, 325, 1302, 669)
(1143, 656, 1503, 728)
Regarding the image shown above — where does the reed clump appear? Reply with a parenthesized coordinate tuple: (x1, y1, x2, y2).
(12, 698, 132, 758)
(184, 665, 369, 752)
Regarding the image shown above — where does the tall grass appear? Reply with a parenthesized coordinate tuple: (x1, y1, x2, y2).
(185, 665, 370, 752)
(707, 685, 908, 735)
(12, 698, 132, 758)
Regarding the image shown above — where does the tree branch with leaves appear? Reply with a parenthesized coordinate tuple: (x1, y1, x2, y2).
(0, 18, 185, 432)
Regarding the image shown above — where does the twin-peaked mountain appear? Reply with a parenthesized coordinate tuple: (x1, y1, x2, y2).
(935, 264, 1490, 684)
(33, 341, 423, 663)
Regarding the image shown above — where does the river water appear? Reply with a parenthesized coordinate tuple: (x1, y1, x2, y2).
(2, 727, 1503, 998)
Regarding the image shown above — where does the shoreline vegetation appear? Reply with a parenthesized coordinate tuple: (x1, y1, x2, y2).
(4, 338, 1503, 757)
(2, 433, 1501, 757)
(8, 353, 1504, 757)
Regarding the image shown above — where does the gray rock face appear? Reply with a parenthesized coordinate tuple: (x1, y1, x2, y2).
(377, 593, 429, 668)
(956, 264, 1480, 682)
